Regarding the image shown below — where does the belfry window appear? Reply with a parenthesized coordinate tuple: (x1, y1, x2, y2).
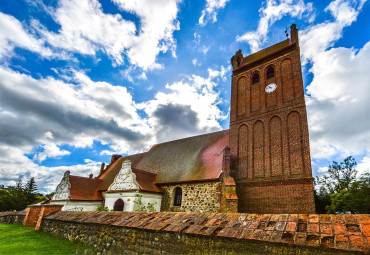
(267, 67, 275, 79)
(252, 73, 259, 84)
(174, 187, 182, 206)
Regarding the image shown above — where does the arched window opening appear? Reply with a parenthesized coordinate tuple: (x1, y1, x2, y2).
(252, 73, 259, 84)
(113, 198, 124, 211)
(173, 187, 182, 206)
(267, 67, 275, 79)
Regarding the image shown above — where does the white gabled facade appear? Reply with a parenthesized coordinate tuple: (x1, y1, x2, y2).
(104, 160, 162, 212)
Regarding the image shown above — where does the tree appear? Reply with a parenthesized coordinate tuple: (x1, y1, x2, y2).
(25, 177, 38, 205)
(315, 156, 370, 214)
(25, 177, 37, 194)
(0, 177, 46, 212)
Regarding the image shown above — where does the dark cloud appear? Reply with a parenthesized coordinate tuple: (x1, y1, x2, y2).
(153, 103, 213, 143)
(0, 74, 147, 148)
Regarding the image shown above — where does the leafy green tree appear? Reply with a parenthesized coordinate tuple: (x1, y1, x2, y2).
(0, 189, 15, 211)
(0, 177, 47, 212)
(315, 156, 370, 214)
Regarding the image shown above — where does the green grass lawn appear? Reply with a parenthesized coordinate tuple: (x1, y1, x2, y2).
(0, 224, 95, 255)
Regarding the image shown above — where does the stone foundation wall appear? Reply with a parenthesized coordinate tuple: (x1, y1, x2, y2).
(39, 211, 369, 254)
(159, 181, 221, 212)
(0, 211, 26, 224)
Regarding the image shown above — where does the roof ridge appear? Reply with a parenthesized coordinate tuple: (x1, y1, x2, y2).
(69, 175, 102, 181)
(150, 129, 229, 148)
(132, 168, 157, 176)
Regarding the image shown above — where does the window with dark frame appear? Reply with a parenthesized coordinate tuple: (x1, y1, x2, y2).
(174, 187, 182, 206)
(252, 73, 259, 84)
(266, 66, 275, 79)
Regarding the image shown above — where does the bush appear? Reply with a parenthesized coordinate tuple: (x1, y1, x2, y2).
(96, 205, 109, 211)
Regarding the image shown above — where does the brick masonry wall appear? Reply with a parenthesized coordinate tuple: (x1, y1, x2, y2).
(159, 181, 221, 212)
(38, 211, 369, 254)
(229, 40, 315, 214)
(23, 205, 42, 226)
(35, 205, 63, 230)
(237, 178, 315, 214)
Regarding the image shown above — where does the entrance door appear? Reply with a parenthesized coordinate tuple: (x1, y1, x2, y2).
(113, 198, 124, 211)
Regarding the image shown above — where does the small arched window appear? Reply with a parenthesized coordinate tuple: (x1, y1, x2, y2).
(113, 198, 124, 211)
(252, 73, 259, 84)
(266, 66, 275, 79)
(173, 187, 182, 206)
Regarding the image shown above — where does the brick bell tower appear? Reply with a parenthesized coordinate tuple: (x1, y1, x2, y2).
(229, 24, 315, 213)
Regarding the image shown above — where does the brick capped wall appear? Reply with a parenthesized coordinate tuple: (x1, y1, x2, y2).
(39, 211, 369, 254)
(23, 205, 42, 226)
(35, 205, 63, 230)
(159, 181, 222, 212)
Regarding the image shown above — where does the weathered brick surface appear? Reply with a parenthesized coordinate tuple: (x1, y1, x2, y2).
(35, 205, 63, 230)
(23, 205, 42, 226)
(38, 211, 369, 254)
(229, 26, 315, 213)
(237, 178, 315, 213)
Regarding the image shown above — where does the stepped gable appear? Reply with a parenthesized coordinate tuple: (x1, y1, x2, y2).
(69, 175, 103, 201)
(135, 130, 229, 184)
(234, 39, 292, 73)
(98, 152, 147, 191)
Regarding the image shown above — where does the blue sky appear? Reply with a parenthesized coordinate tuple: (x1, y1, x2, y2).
(0, 0, 369, 193)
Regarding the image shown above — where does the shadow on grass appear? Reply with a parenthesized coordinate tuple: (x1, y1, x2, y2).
(0, 224, 95, 255)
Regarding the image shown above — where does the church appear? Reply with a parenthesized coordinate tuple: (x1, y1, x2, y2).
(50, 24, 316, 214)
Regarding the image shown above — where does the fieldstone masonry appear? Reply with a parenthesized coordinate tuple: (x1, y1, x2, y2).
(0, 210, 26, 224)
(160, 176, 238, 213)
(160, 181, 222, 212)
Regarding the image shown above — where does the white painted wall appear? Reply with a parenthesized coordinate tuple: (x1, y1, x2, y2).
(50, 200, 102, 211)
(105, 191, 162, 212)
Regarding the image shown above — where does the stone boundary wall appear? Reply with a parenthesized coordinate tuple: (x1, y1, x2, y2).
(40, 211, 369, 254)
(0, 211, 26, 224)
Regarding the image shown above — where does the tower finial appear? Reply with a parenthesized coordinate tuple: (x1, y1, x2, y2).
(285, 26, 289, 39)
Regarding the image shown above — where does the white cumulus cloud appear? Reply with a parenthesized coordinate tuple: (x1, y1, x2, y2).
(302, 0, 370, 159)
(199, 0, 230, 26)
(237, 0, 315, 53)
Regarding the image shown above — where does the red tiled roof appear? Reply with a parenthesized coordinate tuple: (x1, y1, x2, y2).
(69, 175, 103, 201)
(67, 130, 229, 200)
(135, 130, 229, 183)
(132, 168, 163, 193)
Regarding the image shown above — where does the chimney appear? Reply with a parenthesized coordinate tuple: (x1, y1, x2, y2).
(290, 24, 299, 47)
(89, 173, 93, 179)
(99, 162, 105, 175)
(110, 154, 122, 164)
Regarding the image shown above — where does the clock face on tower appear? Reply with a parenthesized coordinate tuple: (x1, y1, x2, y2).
(265, 83, 277, 93)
